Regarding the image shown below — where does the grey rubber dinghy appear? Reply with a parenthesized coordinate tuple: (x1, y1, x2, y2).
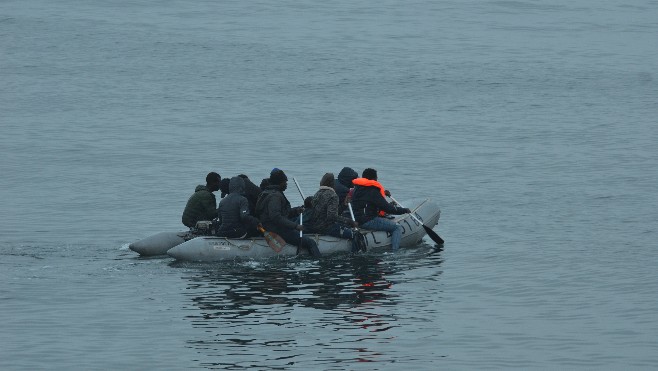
(164, 198, 441, 262)
(129, 198, 440, 260)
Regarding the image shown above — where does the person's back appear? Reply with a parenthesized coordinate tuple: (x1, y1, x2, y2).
(182, 172, 221, 228)
(351, 182, 398, 224)
(309, 173, 356, 238)
(238, 174, 262, 215)
(216, 176, 260, 238)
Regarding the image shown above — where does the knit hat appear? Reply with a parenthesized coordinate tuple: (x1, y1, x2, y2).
(269, 169, 288, 185)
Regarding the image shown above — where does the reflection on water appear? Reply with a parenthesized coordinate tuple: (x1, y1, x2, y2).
(171, 246, 443, 368)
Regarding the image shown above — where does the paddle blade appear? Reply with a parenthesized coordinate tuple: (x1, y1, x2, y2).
(263, 231, 286, 253)
(422, 225, 444, 245)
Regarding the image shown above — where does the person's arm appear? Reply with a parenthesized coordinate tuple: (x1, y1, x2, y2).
(238, 197, 260, 226)
(372, 190, 409, 215)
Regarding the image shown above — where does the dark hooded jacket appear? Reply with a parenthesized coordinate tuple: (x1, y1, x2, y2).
(182, 185, 218, 228)
(336, 167, 358, 206)
(351, 181, 407, 224)
(255, 185, 298, 230)
(238, 175, 262, 215)
(216, 177, 260, 233)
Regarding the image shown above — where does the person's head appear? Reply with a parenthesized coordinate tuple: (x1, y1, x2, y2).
(362, 168, 377, 181)
(206, 172, 221, 192)
(338, 167, 358, 186)
(269, 169, 288, 191)
(229, 176, 246, 195)
(219, 178, 231, 198)
(320, 172, 335, 189)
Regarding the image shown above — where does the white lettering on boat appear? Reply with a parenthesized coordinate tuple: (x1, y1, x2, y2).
(209, 240, 231, 250)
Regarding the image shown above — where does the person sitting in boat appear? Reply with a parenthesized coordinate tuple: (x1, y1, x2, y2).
(307, 172, 358, 239)
(237, 174, 262, 215)
(215, 176, 261, 238)
(181, 172, 221, 229)
(335, 166, 358, 213)
(255, 169, 321, 258)
(296, 195, 314, 225)
(219, 178, 231, 198)
(351, 168, 410, 250)
(221, 174, 261, 214)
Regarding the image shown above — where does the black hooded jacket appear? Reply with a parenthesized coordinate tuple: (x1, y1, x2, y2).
(239, 175, 262, 215)
(255, 185, 298, 230)
(336, 167, 358, 206)
(351, 184, 407, 224)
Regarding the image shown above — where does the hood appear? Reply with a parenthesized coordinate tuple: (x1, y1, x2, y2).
(229, 176, 245, 194)
(337, 167, 358, 186)
(195, 185, 209, 192)
(320, 172, 335, 188)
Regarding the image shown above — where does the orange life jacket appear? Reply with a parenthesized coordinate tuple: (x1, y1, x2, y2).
(352, 178, 387, 216)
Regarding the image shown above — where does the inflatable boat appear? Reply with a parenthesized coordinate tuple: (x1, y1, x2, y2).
(129, 198, 440, 261)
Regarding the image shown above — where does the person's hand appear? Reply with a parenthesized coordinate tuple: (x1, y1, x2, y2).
(295, 224, 305, 231)
(384, 190, 391, 197)
(291, 206, 303, 216)
(401, 208, 411, 214)
(350, 220, 359, 228)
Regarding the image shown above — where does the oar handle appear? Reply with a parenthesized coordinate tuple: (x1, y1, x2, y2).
(292, 177, 306, 200)
(347, 202, 356, 222)
(388, 195, 422, 224)
(292, 177, 306, 239)
(347, 202, 360, 232)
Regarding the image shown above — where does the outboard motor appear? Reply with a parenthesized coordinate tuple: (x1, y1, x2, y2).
(194, 220, 214, 236)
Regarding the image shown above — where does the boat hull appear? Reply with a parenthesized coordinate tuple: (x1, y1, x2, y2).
(167, 198, 441, 261)
(129, 231, 190, 256)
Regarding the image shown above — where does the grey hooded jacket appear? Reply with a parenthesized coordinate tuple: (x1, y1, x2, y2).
(216, 176, 260, 232)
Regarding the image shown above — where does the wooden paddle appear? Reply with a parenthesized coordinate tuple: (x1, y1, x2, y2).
(389, 196, 444, 245)
(257, 225, 286, 253)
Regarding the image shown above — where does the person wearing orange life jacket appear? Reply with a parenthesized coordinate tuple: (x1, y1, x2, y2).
(350, 168, 411, 250)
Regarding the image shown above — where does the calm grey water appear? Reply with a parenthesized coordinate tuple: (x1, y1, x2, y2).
(1, 0, 657, 369)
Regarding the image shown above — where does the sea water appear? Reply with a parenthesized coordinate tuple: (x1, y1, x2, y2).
(1, 0, 657, 369)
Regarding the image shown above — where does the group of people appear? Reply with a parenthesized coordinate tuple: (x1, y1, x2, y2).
(181, 167, 412, 257)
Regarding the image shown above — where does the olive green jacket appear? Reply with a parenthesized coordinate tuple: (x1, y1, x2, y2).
(181, 185, 218, 228)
